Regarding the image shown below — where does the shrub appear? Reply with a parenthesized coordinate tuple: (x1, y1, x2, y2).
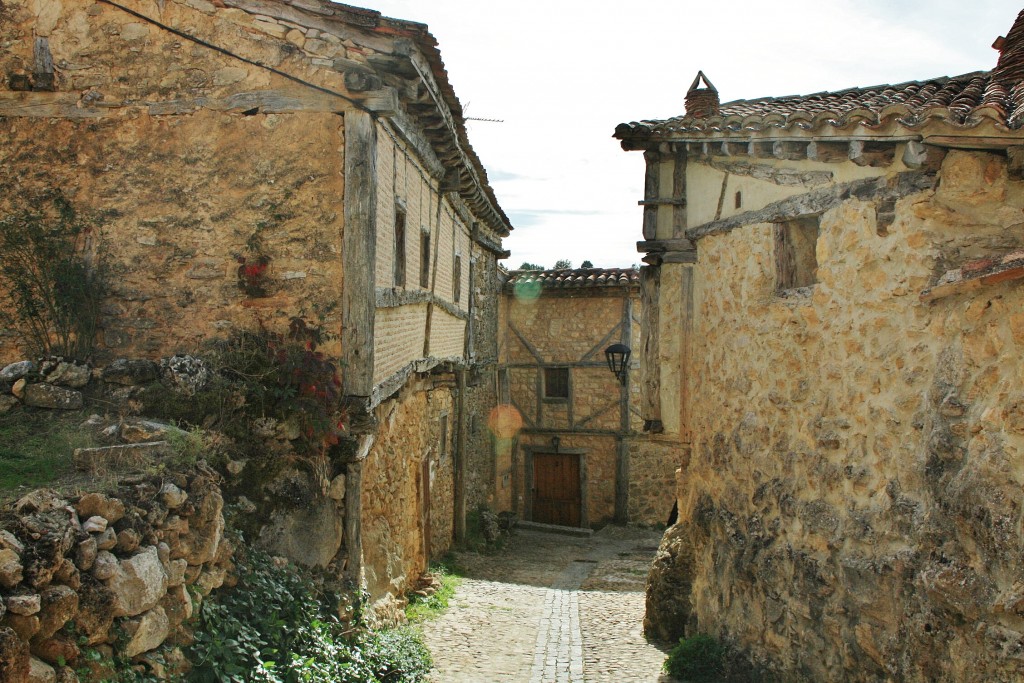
(664, 633, 726, 682)
(187, 542, 431, 683)
(0, 193, 107, 360)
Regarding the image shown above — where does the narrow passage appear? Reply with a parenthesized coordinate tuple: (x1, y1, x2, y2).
(421, 526, 677, 682)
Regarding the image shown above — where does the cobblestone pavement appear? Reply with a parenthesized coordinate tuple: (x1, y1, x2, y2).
(421, 526, 678, 682)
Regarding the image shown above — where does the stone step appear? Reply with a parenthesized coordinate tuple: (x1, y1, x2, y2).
(516, 521, 594, 538)
(72, 442, 171, 473)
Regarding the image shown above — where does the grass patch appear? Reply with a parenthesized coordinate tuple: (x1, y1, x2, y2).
(0, 409, 95, 494)
(405, 563, 461, 623)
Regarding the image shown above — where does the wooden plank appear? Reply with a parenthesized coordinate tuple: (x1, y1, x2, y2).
(341, 110, 377, 398)
(672, 145, 688, 238)
(33, 37, 55, 91)
(639, 267, 661, 426)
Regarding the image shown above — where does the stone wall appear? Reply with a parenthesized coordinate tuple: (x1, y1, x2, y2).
(360, 380, 454, 614)
(0, 476, 229, 682)
(647, 150, 1024, 681)
(626, 437, 684, 526)
(0, 0, 360, 364)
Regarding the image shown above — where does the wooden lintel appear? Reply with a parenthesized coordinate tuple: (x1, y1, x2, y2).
(807, 141, 849, 163)
(849, 140, 895, 168)
(637, 238, 696, 253)
(662, 251, 697, 264)
(637, 198, 686, 207)
(924, 135, 1024, 150)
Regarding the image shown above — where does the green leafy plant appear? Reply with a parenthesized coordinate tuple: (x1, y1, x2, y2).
(0, 193, 107, 360)
(405, 564, 460, 623)
(664, 633, 726, 682)
(188, 541, 431, 683)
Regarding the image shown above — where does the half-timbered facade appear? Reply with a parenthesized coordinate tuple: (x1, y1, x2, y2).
(497, 268, 678, 527)
(0, 0, 510, 618)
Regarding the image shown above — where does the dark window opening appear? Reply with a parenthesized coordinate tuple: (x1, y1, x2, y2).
(420, 230, 431, 288)
(394, 208, 406, 287)
(453, 254, 462, 303)
(544, 367, 569, 399)
(735, 190, 742, 209)
(775, 216, 819, 291)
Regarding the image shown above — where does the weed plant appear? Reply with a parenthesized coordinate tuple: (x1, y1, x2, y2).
(405, 564, 461, 623)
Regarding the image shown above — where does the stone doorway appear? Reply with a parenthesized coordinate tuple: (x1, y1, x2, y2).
(532, 452, 583, 527)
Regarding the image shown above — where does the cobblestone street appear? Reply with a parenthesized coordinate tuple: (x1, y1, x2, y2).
(421, 526, 678, 682)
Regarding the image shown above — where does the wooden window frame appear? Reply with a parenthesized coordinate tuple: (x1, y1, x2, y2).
(393, 206, 406, 287)
(775, 215, 820, 292)
(543, 366, 570, 401)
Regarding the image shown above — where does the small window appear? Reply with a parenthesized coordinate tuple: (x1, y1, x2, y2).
(734, 190, 742, 209)
(394, 208, 406, 287)
(453, 254, 462, 303)
(775, 216, 819, 291)
(420, 229, 431, 288)
(543, 367, 569, 399)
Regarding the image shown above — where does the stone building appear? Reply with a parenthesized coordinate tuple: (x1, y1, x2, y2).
(0, 0, 510, 616)
(615, 9, 1024, 682)
(496, 267, 678, 527)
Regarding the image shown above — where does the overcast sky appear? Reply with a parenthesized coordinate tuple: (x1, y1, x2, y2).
(365, 1, 1023, 269)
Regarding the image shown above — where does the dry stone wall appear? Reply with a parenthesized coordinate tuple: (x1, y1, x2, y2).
(647, 150, 1024, 682)
(0, 475, 230, 682)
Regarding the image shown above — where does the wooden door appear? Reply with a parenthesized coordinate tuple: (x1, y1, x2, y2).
(533, 453, 581, 527)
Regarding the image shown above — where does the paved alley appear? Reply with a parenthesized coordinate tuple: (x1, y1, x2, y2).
(420, 526, 678, 682)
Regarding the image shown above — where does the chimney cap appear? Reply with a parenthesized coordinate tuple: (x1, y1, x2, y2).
(685, 70, 720, 117)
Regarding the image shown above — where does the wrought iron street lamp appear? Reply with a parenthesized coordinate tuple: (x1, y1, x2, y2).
(604, 343, 631, 386)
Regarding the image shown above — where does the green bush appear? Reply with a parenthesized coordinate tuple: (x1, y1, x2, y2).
(0, 193, 107, 361)
(187, 543, 431, 683)
(664, 633, 726, 682)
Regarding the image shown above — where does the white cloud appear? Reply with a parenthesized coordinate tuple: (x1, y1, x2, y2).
(367, 0, 1022, 267)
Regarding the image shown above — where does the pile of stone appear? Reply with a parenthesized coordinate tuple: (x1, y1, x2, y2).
(0, 355, 213, 417)
(0, 471, 231, 682)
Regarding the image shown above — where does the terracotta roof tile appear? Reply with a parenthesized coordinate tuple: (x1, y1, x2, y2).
(615, 10, 1024, 141)
(505, 267, 640, 291)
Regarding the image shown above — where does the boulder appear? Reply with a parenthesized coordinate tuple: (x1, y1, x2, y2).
(15, 491, 68, 515)
(160, 355, 211, 395)
(178, 483, 223, 566)
(74, 580, 115, 646)
(160, 585, 192, 630)
(41, 361, 90, 389)
(94, 529, 116, 551)
(257, 497, 343, 568)
(81, 517, 107, 534)
(75, 494, 125, 525)
(29, 634, 78, 668)
(107, 547, 167, 617)
(4, 615, 40, 641)
(0, 627, 30, 683)
(123, 606, 169, 658)
(37, 586, 78, 639)
(101, 359, 158, 386)
(27, 657, 55, 683)
(0, 549, 24, 588)
(115, 529, 140, 554)
(159, 483, 188, 509)
(0, 361, 36, 382)
(22, 385, 83, 410)
(75, 538, 97, 572)
(7, 595, 41, 616)
(91, 552, 117, 581)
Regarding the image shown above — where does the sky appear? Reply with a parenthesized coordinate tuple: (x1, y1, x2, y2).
(364, 1, 1023, 269)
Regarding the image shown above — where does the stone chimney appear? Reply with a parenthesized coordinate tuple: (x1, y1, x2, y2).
(685, 71, 719, 118)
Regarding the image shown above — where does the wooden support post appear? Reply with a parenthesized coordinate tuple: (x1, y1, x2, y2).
(807, 141, 849, 163)
(614, 295, 632, 524)
(342, 111, 377, 398)
(642, 149, 661, 240)
(672, 145, 688, 238)
(454, 368, 467, 544)
(849, 140, 895, 167)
